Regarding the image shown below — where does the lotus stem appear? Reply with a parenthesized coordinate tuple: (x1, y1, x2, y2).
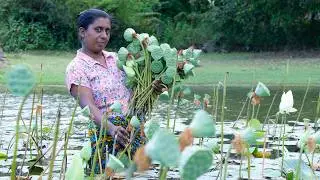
(10, 95, 28, 180)
(314, 92, 320, 131)
(262, 91, 278, 130)
(159, 166, 168, 180)
(247, 150, 251, 180)
(292, 78, 310, 131)
(20, 91, 36, 176)
(0, 89, 8, 149)
(219, 72, 228, 180)
(296, 144, 304, 180)
(232, 96, 249, 128)
(166, 75, 176, 129)
(90, 116, 105, 178)
(255, 104, 260, 119)
(281, 113, 286, 173)
(239, 154, 243, 179)
(172, 97, 181, 133)
(222, 146, 231, 180)
(40, 88, 44, 149)
(48, 107, 62, 180)
(245, 98, 251, 127)
(251, 104, 255, 120)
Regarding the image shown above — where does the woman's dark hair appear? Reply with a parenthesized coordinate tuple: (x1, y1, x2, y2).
(77, 8, 112, 29)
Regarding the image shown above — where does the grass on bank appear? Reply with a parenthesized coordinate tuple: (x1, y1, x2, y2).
(0, 50, 319, 89)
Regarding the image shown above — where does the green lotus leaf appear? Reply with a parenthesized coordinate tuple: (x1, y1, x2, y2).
(130, 116, 140, 129)
(127, 40, 141, 54)
(145, 129, 180, 167)
(150, 46, 164, 60)
(161, 74, 173, 85)
(80, 141, 92, 162)
(189, 57, 200, 66)
(28, 165, 44, 175)
(179, 146, 213, 180)
(183, 63, 194, 74)
(137, 33, 150, 42)
(160, 43, 171, 52)
(5, 64, 35, 96)
(255, 82, 270, 97)
(182, 87, 192, 95)
(298, 130, 312, 148)
(144, 120, 160, 140)
(241, 128, 259, 145)
(165, 67, 176, 78)
(159, 91, 170, 101)
(204, 94, 211, 100)
(312, 131, 320, 144)
(117, 47, 129, 61)
(151, 60, 164, 74)
(135, 55, 145, 66)
(125, 77, 136, 89)
(79, 106, 90, 117)
(189, 110, 215, 138)
(109, 101, 122, 113)
(248, 119, 262, 130)
(194, 94, 201, 100)
(65, 154, 85, 180)
(107, 154, 125, 172)
(123, 65, 135, 78)
(124, 28, 136, 42)
(148, 35, 159, 46)
(164, 48, 177, 63)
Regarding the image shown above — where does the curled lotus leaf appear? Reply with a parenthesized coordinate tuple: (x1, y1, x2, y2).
(160, 43, 171, 52)
(150, 46, 163, 60)
(189, 110, 215, 138)
(65, 154, 85, 180)
(116, 60, 125, 70)
(159, 91, 170, 101)
(126, 60, 137, 68)
(164, 48, 177, 63)
(109, 101, 122, 113)
(161, 74, 173, 85)
(137, 33, 150, 42)
(123, 65, 135, 78)
(183, 63, 194, 74)
(145, 129, 180, 167)
(127, 40, 141, 54)
(182, 48, 193, 59)
(151, 60, 164, 74)
(107, 154, 125, 172)
(148, 35, 159, 46)
(144, 120, 160, 140)
(80, 141, 92, 162)
(130, 116, 140, 129)
(192, 49, 202, 59)
(255, 82, 270, 97)
(165, 67, 176, 78)
(117, 47, 129, 61)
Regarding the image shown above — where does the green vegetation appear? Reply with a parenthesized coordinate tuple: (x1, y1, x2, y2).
(1, 51, 319, 89)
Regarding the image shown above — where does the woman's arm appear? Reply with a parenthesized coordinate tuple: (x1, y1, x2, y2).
(70, 84, 129, 146)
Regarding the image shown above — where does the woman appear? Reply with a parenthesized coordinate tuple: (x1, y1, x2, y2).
(65, 9, 143, 173)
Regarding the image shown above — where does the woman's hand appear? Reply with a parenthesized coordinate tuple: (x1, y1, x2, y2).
(108, 123, 129, 147)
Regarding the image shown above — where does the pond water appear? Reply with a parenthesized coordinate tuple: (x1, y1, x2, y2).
(0, 86, 319, 179)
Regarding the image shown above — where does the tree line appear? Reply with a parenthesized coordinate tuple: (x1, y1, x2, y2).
(0, 0, 319, 52)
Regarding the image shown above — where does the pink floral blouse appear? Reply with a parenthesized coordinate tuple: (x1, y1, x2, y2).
(65, 50, 131, 115)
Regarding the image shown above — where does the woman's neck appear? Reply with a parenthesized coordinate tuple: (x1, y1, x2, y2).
(81, 47, 103, 60)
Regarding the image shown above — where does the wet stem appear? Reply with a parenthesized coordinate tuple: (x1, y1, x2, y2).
(280, 113, 286, 173)
(10, 95, 28, 180)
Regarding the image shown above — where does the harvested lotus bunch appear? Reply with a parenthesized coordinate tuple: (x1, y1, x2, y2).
(117, 28, 202, 115)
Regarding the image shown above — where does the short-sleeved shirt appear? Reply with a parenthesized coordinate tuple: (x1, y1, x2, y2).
(65, 50, 131, 115)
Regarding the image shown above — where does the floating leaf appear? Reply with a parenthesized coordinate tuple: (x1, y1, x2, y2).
(28, 165, 44, 175)
(5, 64, 36, 96)
(145, 129, 180, 167)
(189, 110, 215, 138)
(179, 146, 213, 180)
(0, 152, 7, 160)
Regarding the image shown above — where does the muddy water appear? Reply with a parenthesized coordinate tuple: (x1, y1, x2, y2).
(0, 85, 319, 179)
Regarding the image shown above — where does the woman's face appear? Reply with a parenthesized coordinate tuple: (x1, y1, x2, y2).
(80, 17, 111, 53)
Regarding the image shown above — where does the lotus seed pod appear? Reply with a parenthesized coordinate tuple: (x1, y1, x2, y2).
(107, 154, 125, 172)
(127, 40, 141, 54)
(5, 64, 35, 96)
(255, 82, 270, 97)
(118, 47, 129, 61)
(183, 63, 194, 75)
(151, 60, 164, 74)
(148, 35, 159, 46)
(116, 60, 125, 70)
(160, 43, 171, 52)
(192, 49, 202, 59)
(161, 75, 173, 85)
(65, 153, 85, 180)
(159, 91, 170, 101)
(109, 101, 122, 113)
(179, 146, 213, 180)
(122, 65, 135, 78)
(145, 129, 180, 167)
(80, 141, 92, 162)
(165, 67, 176, 78)
(124, 28, 136, 42)
(144, 120, 160, 140)
(130, 116, 140, 129)
(189, 110, 215, 138)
